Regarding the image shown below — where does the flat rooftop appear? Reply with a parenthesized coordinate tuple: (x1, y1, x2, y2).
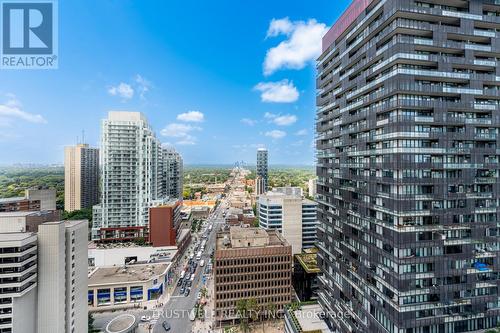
(0, 232, 36, 242)
(0, 211, 41, 217)
(88, 263, 169, 285)
(292, 303, 330, 333)
(0, 197, 26, 203)
(216, 227, 288, 250)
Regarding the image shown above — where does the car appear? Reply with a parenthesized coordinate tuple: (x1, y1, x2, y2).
(141, 315, 151, 322)
(197, 292, 202, 300)
(152, 312, 160, 320)
(180, 287, 185, 294)
(162, 321, 171, 331)
(177, 278, 183, 286)
(187, 281, 192, 287)
(184, 288, 190, 297)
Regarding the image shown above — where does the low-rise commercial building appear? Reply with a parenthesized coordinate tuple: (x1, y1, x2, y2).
(88, 263, 171, 310)
(88, 243, 178, 267)
(214, 227, 293, 325)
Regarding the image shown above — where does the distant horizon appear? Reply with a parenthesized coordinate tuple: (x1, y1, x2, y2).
(0, 162, 315, 169)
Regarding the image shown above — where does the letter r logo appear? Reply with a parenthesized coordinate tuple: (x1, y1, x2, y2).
(2, 2, 53, 54)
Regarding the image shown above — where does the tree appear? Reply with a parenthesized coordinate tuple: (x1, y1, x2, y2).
(236, 299, 250, 333)
(88, 312, 98, 333)
(247, 298, 258, 323)
(262, 302, 277, 332)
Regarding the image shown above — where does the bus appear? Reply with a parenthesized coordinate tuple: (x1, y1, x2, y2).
(196, 251, 202, 260)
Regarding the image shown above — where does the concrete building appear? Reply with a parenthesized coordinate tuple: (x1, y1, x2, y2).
(25, 188, 56, 211)
(37, 220, 88, 333)
(0, 211, 61, 233)
(316, 1, 500, 332)
(0, 232, 38, 333)
(307, 178, 317, 198)
(0, 220, 88, 333)
(258, 189, 318, 254)
(92, 112, 183, 241)
(0, 189, 57, 214)
(214, 227, 293, 325)
(162, 147, 183, 200)
(0, 197, 40, 213)
(64, 143, 99, 212)
(256, 148, 268, 195)
(88, 263, 171, 310)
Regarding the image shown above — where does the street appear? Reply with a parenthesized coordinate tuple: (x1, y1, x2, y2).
(151, 199, 226, 333)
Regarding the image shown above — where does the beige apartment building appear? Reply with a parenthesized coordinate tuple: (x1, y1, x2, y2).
(64, 143, 99, 212)
(214, 227, 293, 325)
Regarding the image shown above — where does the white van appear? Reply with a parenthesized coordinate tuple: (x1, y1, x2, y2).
(190, 273, 195, 281)
(199, 259, 205, 267)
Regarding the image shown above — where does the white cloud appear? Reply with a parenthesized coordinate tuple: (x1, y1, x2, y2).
(177, 111, 204, 123)
(265, 130, 286, 139)
(254, 80, 299, 103)
(295, 129, 308, 136)
(0, 95, 47, 127)
(176, 135, 197, 145)
(160, 123, 201, 145)
(241, 118, 258, 126)
(264, 18, 328, 75)
(274, 114, 297, 126)
(108, 82, 134, 100)
(264, 112, 297, 126)
(266, 17, 294, 37)
(135, 74, 152, 99)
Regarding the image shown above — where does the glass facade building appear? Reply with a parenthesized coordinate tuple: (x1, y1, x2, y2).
(316, 1, 500, 332)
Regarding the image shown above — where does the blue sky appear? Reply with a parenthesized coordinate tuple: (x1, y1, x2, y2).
(0, 0, 350, 165)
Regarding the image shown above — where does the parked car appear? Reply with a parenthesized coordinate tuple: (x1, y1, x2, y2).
(141, 315, 151, 322)
(180, 287, 185, 294)
(197, 292, 202, 300)
(184, 288, 190, 297)
(177, 278, 183, 286)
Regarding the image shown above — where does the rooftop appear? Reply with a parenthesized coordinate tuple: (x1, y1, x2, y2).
(289, 303, 330, 333)
(295, 248, 320, 274)
(88, 263, 170, 285)
(0, 211, 47, 217)
(216, 227, 288, 250)
(0, 232, 36, 242)
(0, 197, 26, 203)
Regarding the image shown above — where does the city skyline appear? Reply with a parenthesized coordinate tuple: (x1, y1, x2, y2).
(0, 0, 352, 166)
